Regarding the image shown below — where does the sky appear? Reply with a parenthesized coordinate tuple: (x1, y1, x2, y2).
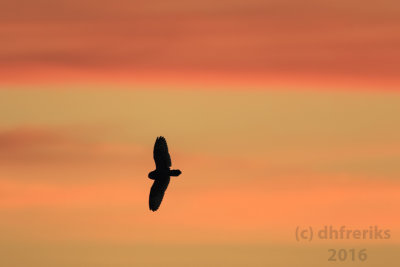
(0, 1, 399, 266)
(1, 0, 399, 87)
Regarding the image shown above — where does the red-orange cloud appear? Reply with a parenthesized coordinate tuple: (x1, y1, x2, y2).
(1, 0, 399, 89)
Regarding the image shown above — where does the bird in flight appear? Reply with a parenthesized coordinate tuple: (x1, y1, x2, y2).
(148, 136, 182, 211)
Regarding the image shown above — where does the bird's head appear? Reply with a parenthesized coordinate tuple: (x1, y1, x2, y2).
(148, 171, 156, 179)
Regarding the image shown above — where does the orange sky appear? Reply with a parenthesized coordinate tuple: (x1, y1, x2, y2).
(1, 1, 399, 266)
(0, 89, 399, 245)
(1, 0, 399, 88)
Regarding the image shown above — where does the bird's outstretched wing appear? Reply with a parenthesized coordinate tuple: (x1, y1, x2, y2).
(149, 178, 170, 211)
(153, 136, 171, 169)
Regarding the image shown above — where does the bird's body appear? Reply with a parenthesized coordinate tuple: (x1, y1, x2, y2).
(148, 136, 181, 211)
(148, 169, 181, 180)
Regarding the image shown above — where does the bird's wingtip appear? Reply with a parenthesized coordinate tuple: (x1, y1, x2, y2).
(149, 204, 159, 212)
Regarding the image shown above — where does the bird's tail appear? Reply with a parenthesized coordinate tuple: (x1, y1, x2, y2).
(170, 169, 181, 177)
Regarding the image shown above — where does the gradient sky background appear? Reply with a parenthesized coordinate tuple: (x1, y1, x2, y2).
(0, 1, 399, 266)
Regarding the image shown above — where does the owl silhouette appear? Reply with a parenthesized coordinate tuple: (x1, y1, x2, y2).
(148, 136, 182, 211)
